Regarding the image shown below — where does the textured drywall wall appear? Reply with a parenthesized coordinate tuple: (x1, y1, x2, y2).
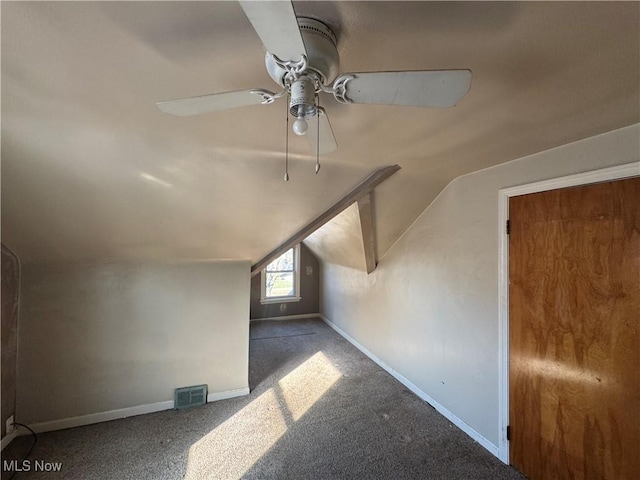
(16, 260, 250, 425)
(1, 244, 20, 437)
(304, 204, 367, 272)
(320, 124, 639, 448)
(250, 243, 320, 320)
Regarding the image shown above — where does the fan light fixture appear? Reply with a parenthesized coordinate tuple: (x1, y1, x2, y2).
(289, 78, 317, 120)
(290, 77, 316, 136)
(292, 118, 308, 136)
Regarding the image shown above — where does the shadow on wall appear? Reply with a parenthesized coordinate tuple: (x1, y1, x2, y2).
(250, 243, 320, 320)
(1, 244, 20, 439)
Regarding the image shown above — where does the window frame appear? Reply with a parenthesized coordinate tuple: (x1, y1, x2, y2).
(260, 244, 301, 304)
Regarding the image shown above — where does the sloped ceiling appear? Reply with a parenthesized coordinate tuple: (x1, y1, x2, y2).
(2, 2, 638, 266)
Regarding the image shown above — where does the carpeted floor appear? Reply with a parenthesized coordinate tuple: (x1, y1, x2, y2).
(2, 318, 527, 479)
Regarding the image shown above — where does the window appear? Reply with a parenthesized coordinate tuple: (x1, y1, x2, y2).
(260, 245, 301, 304)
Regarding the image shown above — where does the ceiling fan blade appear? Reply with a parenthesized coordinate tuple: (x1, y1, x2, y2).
(239, 0, 306, 62)
(307, 107, 337, 155)
(156, 89, 271, 117)
(339, 70, 472, 107)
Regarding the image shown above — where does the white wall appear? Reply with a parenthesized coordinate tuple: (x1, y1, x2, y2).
(320, 124, 639, 450)
(17, 260, 250, 425)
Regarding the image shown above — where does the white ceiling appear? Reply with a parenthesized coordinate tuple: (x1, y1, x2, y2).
(2, 1, 638, 266)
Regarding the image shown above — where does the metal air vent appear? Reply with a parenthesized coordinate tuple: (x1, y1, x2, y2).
(174, 384, 207, 410)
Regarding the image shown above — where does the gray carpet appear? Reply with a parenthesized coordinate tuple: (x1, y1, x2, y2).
(2, 318, 527, 479)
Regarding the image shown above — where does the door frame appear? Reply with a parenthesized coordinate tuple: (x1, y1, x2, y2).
(496, 161, 640, 464)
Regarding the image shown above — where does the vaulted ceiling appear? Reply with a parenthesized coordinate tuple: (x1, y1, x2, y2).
(2, 2, 638, 266)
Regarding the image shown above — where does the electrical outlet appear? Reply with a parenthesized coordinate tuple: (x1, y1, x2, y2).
(6, 415, 15, 435)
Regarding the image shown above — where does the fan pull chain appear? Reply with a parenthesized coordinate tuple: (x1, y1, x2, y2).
(284, 93, 290, 182)
(315, 94, 321, 174)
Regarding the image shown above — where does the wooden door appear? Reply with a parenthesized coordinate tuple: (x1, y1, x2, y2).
(509, 177, 639, 480)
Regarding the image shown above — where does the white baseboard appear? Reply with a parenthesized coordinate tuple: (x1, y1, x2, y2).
(320, 314, 501, 461)
(207, 386, 249, 403)
(25, 400, 175, 434)
(1, 431, 17, 451)
(250, 313, 322, 322)
(18, 387, 251, 436)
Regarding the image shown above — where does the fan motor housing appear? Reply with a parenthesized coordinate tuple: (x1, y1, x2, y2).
(265, 17, 339, 87)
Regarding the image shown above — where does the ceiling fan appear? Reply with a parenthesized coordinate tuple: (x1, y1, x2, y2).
(157, 1, 472, 179)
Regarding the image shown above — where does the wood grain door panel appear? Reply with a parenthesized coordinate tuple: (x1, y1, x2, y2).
(509, 177, 639, 480)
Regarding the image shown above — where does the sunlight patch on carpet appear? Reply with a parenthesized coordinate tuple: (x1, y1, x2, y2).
(278, 351, 341, 422)
(184, 351, 341, 479)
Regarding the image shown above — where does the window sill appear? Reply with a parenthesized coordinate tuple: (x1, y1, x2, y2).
(260, 296, 302, 305)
